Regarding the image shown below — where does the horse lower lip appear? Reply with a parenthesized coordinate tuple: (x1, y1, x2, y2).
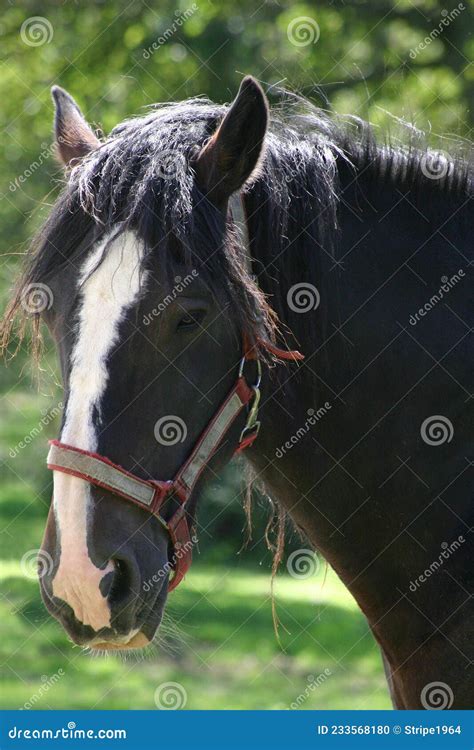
(89, 631, 150, 650)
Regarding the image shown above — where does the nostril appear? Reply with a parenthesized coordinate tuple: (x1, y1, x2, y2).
(98, 562, 116, 599)
(107, 558, 135, 605)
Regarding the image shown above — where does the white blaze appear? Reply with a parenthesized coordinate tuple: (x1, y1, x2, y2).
(52, 231, 145, 631)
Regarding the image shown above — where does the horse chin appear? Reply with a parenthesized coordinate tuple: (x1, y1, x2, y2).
(88, 631, 150, 651)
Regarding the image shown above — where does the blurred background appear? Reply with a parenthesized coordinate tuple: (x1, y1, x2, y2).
(0, 0, 471, 710)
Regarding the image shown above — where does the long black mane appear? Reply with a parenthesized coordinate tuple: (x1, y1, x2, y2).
(3, 94, 472, 356)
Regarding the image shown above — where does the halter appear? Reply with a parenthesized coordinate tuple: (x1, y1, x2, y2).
(46, 196, 303, 592)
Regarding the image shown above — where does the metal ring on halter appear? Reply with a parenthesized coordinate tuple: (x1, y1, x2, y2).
(238, 356, 262, 388)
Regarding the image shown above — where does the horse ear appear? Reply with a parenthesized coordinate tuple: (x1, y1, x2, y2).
(194, 76, 268, 207)
(51, 86, 100, 167)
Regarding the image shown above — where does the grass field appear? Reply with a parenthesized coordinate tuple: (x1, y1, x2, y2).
(0, 386, 390, 710)
(0, 563, 390, 710)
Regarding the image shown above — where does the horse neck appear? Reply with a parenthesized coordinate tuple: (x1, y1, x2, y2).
(243, 155, 472, 682)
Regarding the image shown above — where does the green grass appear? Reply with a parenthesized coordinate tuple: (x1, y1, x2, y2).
(0, 559, 390, 710)
(0, 386, 390, 710)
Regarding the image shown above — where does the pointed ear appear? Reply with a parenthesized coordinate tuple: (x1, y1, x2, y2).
(51, 86, 100, 167)
(194, 76, 268, 207)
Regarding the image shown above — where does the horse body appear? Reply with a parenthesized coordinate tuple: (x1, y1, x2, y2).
(4, 78, 472, 708)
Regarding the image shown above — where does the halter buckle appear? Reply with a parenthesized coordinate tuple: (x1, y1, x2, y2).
(239, 385, 261, 444)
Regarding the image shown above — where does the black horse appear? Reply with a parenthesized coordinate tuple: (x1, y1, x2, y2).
(3, 77, 472, 708)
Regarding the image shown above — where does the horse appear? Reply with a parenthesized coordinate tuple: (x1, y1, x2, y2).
(3, 76, 472, 709)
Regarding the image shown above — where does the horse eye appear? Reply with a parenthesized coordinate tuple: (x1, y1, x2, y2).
(177, 310, 206, 331)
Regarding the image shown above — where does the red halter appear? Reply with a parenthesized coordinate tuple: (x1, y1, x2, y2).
(46, 336, 303, 591)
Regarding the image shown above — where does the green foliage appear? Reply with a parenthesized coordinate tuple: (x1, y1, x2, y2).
(0, 0, 470, 710)
(0, 0, 471, 249)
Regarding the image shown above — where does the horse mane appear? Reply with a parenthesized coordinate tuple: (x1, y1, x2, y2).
(2, 91, 472, 359)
